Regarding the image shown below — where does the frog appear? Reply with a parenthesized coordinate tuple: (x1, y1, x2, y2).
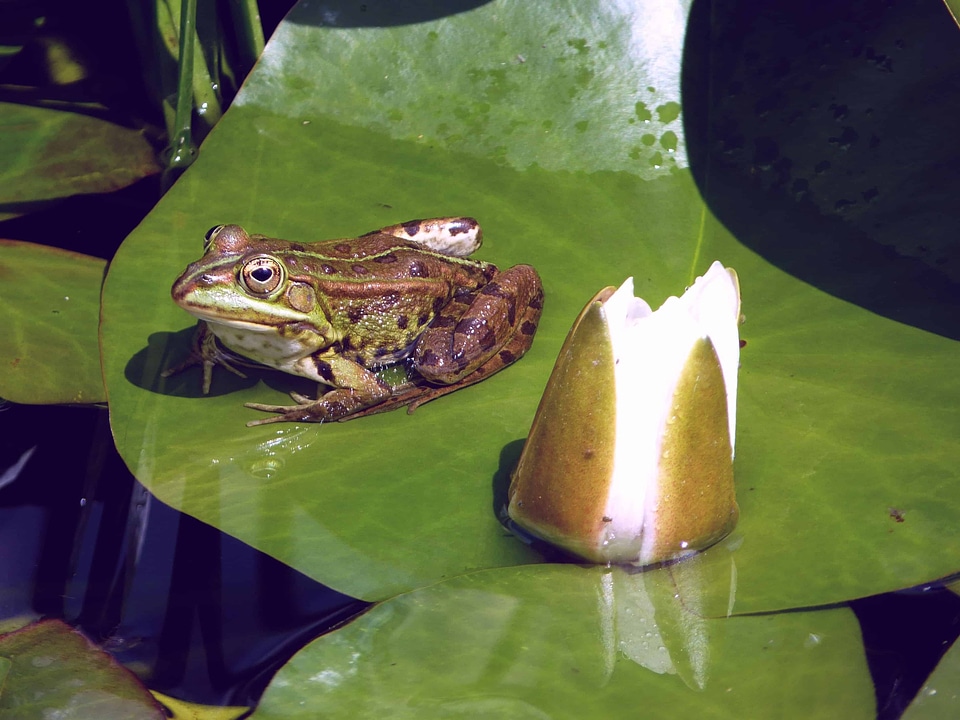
(164, 217, 544, 426)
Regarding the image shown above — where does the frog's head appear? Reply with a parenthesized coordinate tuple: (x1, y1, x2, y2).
(171, 225, 318, 333)
(202, 224, 252, 255)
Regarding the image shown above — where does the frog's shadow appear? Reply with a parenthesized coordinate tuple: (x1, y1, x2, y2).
(127, 327, 317, 400)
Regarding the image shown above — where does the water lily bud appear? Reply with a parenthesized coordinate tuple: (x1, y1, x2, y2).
(508, 262, 741, 565)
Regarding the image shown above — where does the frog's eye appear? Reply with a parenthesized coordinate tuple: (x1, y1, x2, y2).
(240, 255, 285, 296)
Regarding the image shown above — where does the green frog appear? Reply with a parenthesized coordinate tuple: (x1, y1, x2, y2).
(164, 217, 544, 426)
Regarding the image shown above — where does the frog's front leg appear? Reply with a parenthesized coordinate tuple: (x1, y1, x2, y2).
(406, 264, 544, 406)
(161, 321, 251, 393)
(243, 353, 391, 426)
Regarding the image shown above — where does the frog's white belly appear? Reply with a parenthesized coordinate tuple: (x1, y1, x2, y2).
(210, 323, 314, 371)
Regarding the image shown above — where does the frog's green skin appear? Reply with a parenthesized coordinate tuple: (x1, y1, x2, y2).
(165, 217, 544, 425)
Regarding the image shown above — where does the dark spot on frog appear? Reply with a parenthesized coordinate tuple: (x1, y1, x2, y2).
(454, 316, 487, 336)
(521, 321, 537, 336)
(340, 336, 354, 351)
(498, 350, 515, 364)
(417, 313, 430, 327)
(420, 348, 441, 367)
(397, 314, 409, 329)
(321, 264, 337, 274)
(584, 448, 596, 460)
(315, 359, 335, 383)
(480, 282, 509, 299)
(348, 308, 365, 324)
(409, 261, 429, 278)
(431, 315, 457, 329)
(448, 219, 477, 235)
(432, 296, 446, 314)
(289, 243, 307, 252)
(373, 253, 398, 264)
(529, 291, 543, 310)
(352, 264, 369, 275)
(335, 243, 352, 254)
(740, 339, 747, 348)
(452, 289, 475, 305)
(478, 330, 497, 350)
(402, 221, 422, 236)
(373, 347, 391, 358)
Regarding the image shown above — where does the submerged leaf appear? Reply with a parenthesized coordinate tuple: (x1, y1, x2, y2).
(0, 241, 106, 404)
(0, 619, 165, 719)
(0, 103, 160, 220)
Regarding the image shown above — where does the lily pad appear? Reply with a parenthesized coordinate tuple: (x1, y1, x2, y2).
(0, 103, 160, 220)
(100, 0, 960, 612)
(901, 632, 960, 719)
(253, 563, 875, 719)
(0, 619, 165, 719)
(0, 240, 106, 404)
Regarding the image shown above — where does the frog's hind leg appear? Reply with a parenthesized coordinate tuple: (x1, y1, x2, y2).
(409, 264, 543, 406)
(374, 217, 483, 257)
(344, 265, 543, 420)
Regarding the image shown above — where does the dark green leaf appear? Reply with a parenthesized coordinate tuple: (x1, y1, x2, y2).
(0, 240, 106, 404)
(0, 619, 165, 719)
(0, 103, 160, 220)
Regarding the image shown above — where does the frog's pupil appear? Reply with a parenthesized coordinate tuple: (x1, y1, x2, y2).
(252, 267, 273, 282)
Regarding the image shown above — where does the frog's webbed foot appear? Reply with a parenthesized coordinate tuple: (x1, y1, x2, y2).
(162, 322, 248, 393)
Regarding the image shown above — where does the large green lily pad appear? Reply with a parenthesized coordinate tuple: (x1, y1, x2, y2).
(253, 563, 875, 719)
(100, 0, 960, 610)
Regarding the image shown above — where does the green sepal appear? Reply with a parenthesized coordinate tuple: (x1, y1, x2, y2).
(508, 287, 618, 559)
